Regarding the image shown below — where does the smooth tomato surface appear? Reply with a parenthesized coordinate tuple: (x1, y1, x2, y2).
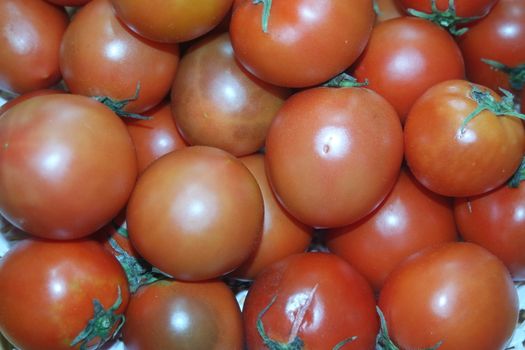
(397, 0, 497, 17)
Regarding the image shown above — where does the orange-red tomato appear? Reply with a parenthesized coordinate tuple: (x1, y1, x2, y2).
(374, 0, 404, 23)
(397, 0, 497, 18)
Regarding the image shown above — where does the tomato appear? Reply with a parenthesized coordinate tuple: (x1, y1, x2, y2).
(397, 0, 498, 18)
(171, 32, 289, 157)
(404, 80, 525, 197)
(0, 94, 138, 240)
(127, 146, 263, 281)
(125, 101, 188, 174)
(351, 17, 465, 122)
(45, 0, 91, 5)
(522, 89, 525, 112)
(230, 0, 375, 88)
(110, 0, 232, 43)
(265, 86, 403, 228)
(325, 167, 458, 291)
(122, 279, 244, 349)
(0, 239, 130, 350)
(378, 242, 519, 350)
(0, 88, 64, 116)
(243, 252, 378, 349)
(59, 0, 180, 114)
(374, 0, 404, 23)
(0, 0, 69, 94)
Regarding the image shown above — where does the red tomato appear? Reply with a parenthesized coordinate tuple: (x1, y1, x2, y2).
(230, 0, 375, 87)
(404, 79, 524, 197)
(352, 17, 465, 122)
(45, 0, 91, 5)
(0, 0, 69, 94)
(59, 0, 180, 114)
(325, 167, 458, 291)
(127, 146, 263, 281)
(397, 0, 497, 18)
(374, 0, 404, 23)
(122, 279, 244, 349)
(0, 89, 64, 116)
(378, 242, 519, 350)
(0, 239, 130, 350)
(171, 32, 289, 157)
(265, 86, 403, 228)
(0, 94, 138, 240)
(243, 252, 379, 349)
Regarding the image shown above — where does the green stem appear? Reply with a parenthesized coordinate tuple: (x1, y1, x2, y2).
(323, 73, 369, 88)
(253, 0, 272, 33)
(481, 59, 525, 91)
(93, 82, 151, 120)
(110, 218, 129, 238)
(508, 156, 525, 188)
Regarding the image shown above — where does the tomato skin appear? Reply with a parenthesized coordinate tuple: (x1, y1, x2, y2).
(0, 89, 64, 116)
(397, 0, 497, 18)
(374, 0, 404, 23)
(0, 94, 138, 240)
(45, 0, 91, 5)
(230, 0, 375, 88)
(352, 17, 465, 122)
(325, 168, 458, 291)
(123, 279, 243, 350)
(59, 0, 180, 114)
(243, 252, 379, 350)
(265, 86, 403, 228)
(0, 0, 69, 94)
(0, 239, 129, 350)
(378, 242, 518, 350)
(404, 79, 525, 197)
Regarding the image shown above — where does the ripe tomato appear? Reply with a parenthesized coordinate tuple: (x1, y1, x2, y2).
(0, 0, 69, 94)
(404, 79, 524, 197)
(45, 0, 91, 5)
(374, 0, 404, 23)
(325, 167, 458, 291)
(397, 0, 497, 18)
(243, 252, 379, 349)
(0, 239, 130, 350)
(352, 17, 465, 122)
(122, 279, 244, 349)
(0, 94, 138, 240)
(230, 0, 375, 87)
(378, 242, 519, 350)
(0, 88, 64, 116)
(127, 146, 263, 281)
(59, 0, 180, 114)
(265, 86, 403, 228)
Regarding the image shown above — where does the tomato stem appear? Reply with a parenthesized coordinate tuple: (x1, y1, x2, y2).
(508, 156, 525, 188)
(252, 0, 272, 33)
(481, 59, 525, 91)
(323, 73, 368, 88)
(93, 82, 151, 120)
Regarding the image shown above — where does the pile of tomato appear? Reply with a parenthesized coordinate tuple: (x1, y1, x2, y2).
(0, 0, 524, 349)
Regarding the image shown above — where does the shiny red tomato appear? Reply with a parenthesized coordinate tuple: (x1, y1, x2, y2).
(397, 0, 497, 18)
(0, 94, 138, 240)
(0, 0, 69, 94)
(404, 79, 525, 197)
(230, 0, 375, 87)
(352, 17, 465, 122)
(265, 86, 403, 228)
(0, 239, 129, 350)
(325, 167, 458, 291)
(59, 0, 180, 114)
(378, 242, 519, 350)
(0, 89, 64, 116)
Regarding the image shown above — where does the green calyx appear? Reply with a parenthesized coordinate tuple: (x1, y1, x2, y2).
(93, 82, 151, 120)
(509, 156, 525, 188)
(323, 73, 369, 88)
(481, 59, 525, 91)
(253, 0, 272, 33)
(407, 0, 482, 36)
(70, 286, 125, 350)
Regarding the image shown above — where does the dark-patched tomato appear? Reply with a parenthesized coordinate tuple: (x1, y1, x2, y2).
(0, 94, 138, 240)
(325, 167, 458, 291)
(127, 146, 263, 281)
(404, 79, 524, 197)
(123, 279, 243, 349)
(0, 239, 129, 350)
(230, 0, 375, 88)
(59, 0, 180, 114)
(171, 32, 289, 157)
(378, 242, 519, 350)
(0, 0, 69, 94)
(352, 16, 465, 122)
(265, 86, 403, 228)
(243, 252, 379, 350)
(397, 0, 497, 18)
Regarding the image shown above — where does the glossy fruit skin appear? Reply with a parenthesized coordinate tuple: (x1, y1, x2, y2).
(325, 168, 458, 291)
(378, 242, 519, 350)
(110, 0, 233, 43)
(230, 0, 375, 88)
(404, 79, 525, 197)
(125, 101, 188, 174)
(0, 0, 69, 94)
(127, 146, 263, 281)
(0, 239, 129, 350)
(265, 86, 404, 228)
(374, 0, 404, 23)
(171, 33, 289, 157)
(45, 0, 91, 5)
(59, 0, 180, 114)
(397, 0, 497, 18)
(0, 94, 138, 240)
(455, 183, 525, 280)
(352, 17, 465, 122)
(0, 89, 64, 116)
(243, 252, 379, 350)
(458, 0, 525, 92)
(123, 279, 244, 350)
